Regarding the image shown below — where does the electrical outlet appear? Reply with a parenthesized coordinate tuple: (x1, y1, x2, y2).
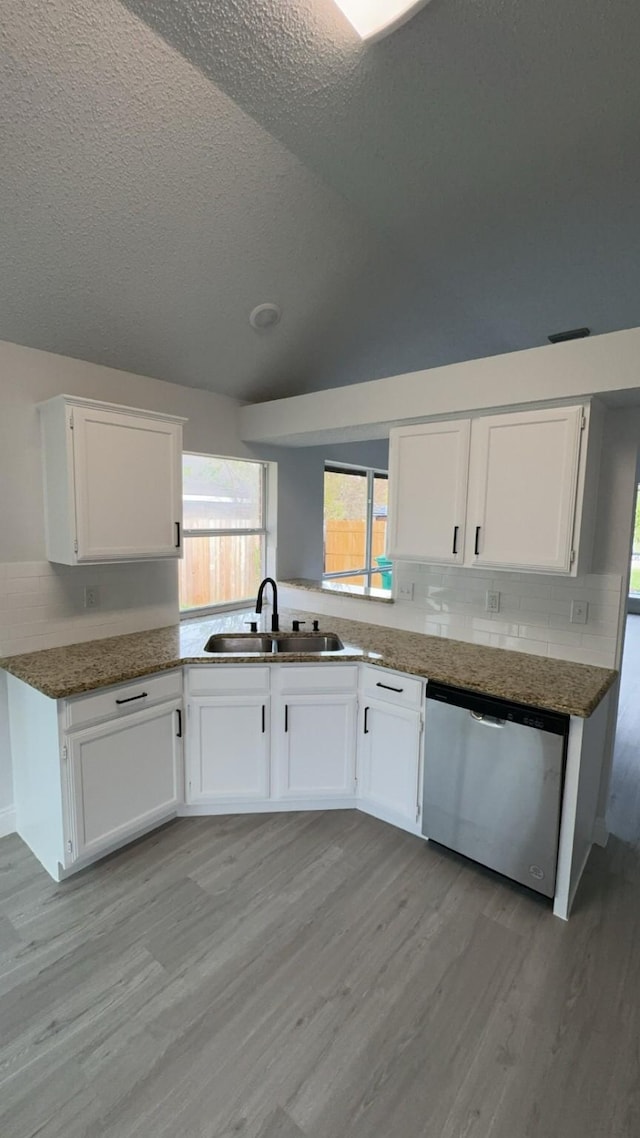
(570, 599, 588, 625)
(398, 581, 415, 601)
(84, 586, 100, 609)
(485, 590, 500, 613)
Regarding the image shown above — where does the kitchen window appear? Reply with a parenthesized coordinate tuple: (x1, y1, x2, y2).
(323, 462, 390, 590)
(179, 454, 268, 614)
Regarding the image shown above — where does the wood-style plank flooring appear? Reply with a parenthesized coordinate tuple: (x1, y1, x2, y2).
(2, 634, 640, 1137)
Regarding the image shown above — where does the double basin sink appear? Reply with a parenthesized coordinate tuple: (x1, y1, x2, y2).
(204, 632, 345, 655)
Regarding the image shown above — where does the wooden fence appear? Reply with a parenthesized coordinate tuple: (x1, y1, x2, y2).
(324, 518, 388, 586)
(179, 519, 390, 609)
(179, 534, 263, 609)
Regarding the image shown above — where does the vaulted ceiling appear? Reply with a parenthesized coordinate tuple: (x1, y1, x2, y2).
(2, 0, 639, 401)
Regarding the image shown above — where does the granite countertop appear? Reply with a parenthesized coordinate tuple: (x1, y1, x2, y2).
(282, 578, 394, 604)
(0, 606, 617, 717)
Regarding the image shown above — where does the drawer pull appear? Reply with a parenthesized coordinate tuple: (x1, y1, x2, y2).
(376, 682, 404, 694)
(115, 691, 148, 705)
(364, 706, 370, 734)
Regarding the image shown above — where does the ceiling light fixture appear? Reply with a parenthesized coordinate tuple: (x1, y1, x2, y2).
(249, 303, 281, 331)
(332, 0, 432, 42)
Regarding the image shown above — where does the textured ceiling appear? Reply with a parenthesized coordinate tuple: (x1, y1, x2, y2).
(1, 0, 640, 401)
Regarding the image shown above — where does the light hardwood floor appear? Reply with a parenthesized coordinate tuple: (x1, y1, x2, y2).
(2, 669, 640, 1136)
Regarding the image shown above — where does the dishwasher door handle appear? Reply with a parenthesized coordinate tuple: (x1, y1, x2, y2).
(470, 711, 506, 729)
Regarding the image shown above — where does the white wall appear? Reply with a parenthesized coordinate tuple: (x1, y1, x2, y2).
(239, 326, 640, 445)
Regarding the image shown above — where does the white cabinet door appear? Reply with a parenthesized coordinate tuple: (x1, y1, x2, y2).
(72, 406, 183, 561)
(358, 700, 423, 831)
(275, 695, 357, 800)
(388, 420, 470, 563)
(187, 697, 270, 804)
(66, 701, 182, 862)
(468, 406, 584, 572)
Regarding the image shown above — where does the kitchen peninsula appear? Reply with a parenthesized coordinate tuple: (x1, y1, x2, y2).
(2, 606, 616, 922)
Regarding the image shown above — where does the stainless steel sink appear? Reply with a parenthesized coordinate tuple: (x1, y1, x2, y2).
(204, 634, 273, 654)
(274, 634, 344, 653)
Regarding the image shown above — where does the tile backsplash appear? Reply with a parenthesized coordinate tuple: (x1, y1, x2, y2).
(0, 560, 179, 657)
(395, 562, 621, 668)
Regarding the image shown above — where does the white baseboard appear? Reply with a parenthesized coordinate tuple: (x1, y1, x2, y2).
(0, 806, 16, 838)
(179, 797, 358, 817)
(592, 817, 609, 848)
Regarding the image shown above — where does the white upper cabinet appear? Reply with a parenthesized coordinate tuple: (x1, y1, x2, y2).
(38, 395, 186, 564)
(388, 420, 470, 563)
(387, 402, 602, 576)
(468, 406, 584, 573)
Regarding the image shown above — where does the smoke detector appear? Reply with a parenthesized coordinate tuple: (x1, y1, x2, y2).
(249, 303, 281, 331)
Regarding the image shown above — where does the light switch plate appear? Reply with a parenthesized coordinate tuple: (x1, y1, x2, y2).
(398, 581, 415, 601)
(485, 591, 500, 613)
(570, 599, 588, 625)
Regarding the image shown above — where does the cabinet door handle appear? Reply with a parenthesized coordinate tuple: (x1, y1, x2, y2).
(474, 525, 481, 556)
(262, 705, 266, 734)
(364, 706, 370, 734)
(376, 682, 403, 693)
(452, 525, 459, 555)
(175, 521, 181, 548)
(176, 708, 182, 738)
(284, 705, 288, 733)
(115, 691, 148, 705)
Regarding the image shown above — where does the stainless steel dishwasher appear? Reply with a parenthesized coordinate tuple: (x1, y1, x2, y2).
(422, 683, 568, 898)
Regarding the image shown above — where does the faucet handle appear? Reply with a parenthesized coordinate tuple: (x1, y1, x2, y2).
(245, 620, 258, 633)
(292, 620, 306, 632)
(312, 620, 320, 632)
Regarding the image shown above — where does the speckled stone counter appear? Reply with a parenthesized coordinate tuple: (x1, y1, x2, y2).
(282, 578, 394, 604)
(0, 606, 616, 716)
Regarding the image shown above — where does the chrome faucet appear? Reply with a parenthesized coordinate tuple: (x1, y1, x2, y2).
(255, 577, 279, 632)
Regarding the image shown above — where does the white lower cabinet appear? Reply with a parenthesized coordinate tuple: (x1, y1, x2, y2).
(274, 694, 357, 800)
(7, 669, 183, 881)
(357, 667, 425, 833)
(9, 659, 424, 881)
(187, 696, 269, 804)
(65, 700, 182, 862)
(358, 702, 423, 831)
(185, 664, 359, 809)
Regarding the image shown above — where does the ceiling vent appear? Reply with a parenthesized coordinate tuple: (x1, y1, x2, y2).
(547, 327, 590, 344)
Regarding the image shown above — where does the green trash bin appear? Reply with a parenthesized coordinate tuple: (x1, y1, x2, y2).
(375, 556, 393, 590)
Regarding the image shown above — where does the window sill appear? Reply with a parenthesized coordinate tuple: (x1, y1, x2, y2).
(282, 578, 394, 605)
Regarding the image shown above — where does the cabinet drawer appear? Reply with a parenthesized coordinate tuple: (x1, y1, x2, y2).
(277, 664, 359, 695)
(361, 666, 424, 709)
(64, 669, 182, 730)
(186, 665, 270, 696)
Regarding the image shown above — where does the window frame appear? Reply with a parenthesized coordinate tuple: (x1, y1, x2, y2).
(323, 461, 389, 589)
(179, 452, 269, 618)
